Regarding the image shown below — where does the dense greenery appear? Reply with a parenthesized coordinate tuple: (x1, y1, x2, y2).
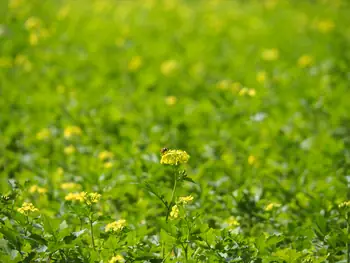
(1, 0, 350, 262)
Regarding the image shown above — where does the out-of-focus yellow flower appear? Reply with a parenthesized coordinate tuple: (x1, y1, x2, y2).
(298, 55, 313, 68)
(265, 202, 281, 211)
(339, 200, 350, 208)
(226, 216, 240, 227)
(65, 192, 86, 202)
(128, 56, 142, 72)
(25, 17, 41, 30)
(109, 255, 125, 263)
(178, 195, 193, 205)
(165, 96, 177, 106)
(104, 161, 114, 169)
(0, 57, 12, 68)
(85, 192, 101, 205)
(29, 33, 39, 46)
(36, 128, 50, 140)
(216, 79, 231, 90)
(169, 205, 179, 219)
(98, 151, 114, 161)
(316, 19, 335, 33)
(64, 145, 76, 155)
(261, 48, 279, 61)
(160, 59, 178, 76)
(56, 167, 64, 176)
(247, 89, 256, 97)
(9, 0, 23, 9)
(248, 155, 256, 165)
(57, 5, 70, 20)
(29, 185, 48, 194)
(105, 219, 127, 232)
(64, 126, 82, 138)
(256, 71, 267, 84)
(61, 182, 82, 190)
(17, 202, 39, 215)
(238, 87, 248, 96)
(160, 149, 190, 165)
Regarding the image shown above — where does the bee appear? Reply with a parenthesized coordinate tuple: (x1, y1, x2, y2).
(160, 147, 169, 155)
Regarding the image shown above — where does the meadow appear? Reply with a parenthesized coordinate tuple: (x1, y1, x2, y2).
(1, 0, 350, 262)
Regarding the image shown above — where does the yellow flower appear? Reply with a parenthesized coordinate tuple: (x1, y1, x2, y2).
(17, 202, 39, 215)
(109, 255, 125, 263)
(0, 57, 12, 68)
(169, 205, 179, 219)
(104, 161, 114, 169)
(226, 216, 240, 227)
(105, 219, 127, 232)
(165, 96, 177, 106)
(298, 55, 313, 68)
(178, 195, 194, 205)
(85, 192, 101, 205)
(36, 128, 50, 140)
(64, 126, 82, 138)
(128, 56, 142, 72)
(238, 87, 248, 96)
(65, 192, 86, 202)
(61, 182, 82, 190)
(29, 185, 47, 194)
(216, 79, 231, 90)
(160, 149, 190, 165)
(64, 145, 76, 155)
(29, 33, 39, 46)
(25, 17, 41, 30)
(248, 155, 256, 165)
(160, 59, 178, 76)
(265, 202, 281, 211)
(98, 151, 114, 161)
(339, 200, 350, 208)
(256, 71, 267, 84)
(317, 19, 335, 33)
(247, 89, 256, 97)
(261, 48, 279, 61)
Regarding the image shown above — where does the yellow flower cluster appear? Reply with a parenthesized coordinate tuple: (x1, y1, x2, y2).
(36, 128, 50, 140)
(29, 185, 48, 194)
(265, 202, 281, 211)
(23, 16, 49, 46)
(226, 216, 240, 227)
(65, 192, 101, 205)
(160, 59, 178, 76)
(169, 205, 179, 219)
(239, 87, 256, 97)
(98, 151, 114, 161)
(261, 48, 279, 61)
(160, 149, 190, 165)
(64, 126, 82, 138)
(17, 202, 39, 215)
(248, 155, 256, 165)
(105, 219, 127, 232)
(298, 55, 313, 68)
(256, 71, 267, 84)
(128, 56, 142, 72)
(61, 182, 82, 190)
(165, 96, 177, 106)
(109, 255, 125, 263)
(339, 200, 350, 208)
(85, 192, 102, 205)
(178, 195, 194, 205)
(64, 145, 76, 155)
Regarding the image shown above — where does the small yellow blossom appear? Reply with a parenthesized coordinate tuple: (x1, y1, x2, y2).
(29, 33, 39, 46)
(29, 185, 48, 194)
(85, 192, 101, 205)
(165, 96, 177, 106)
(98, 151, 114, 161)
(298, 55, 313, 68)
(216, 79, 231, 90)
(64, 145, 76, 155)
(104, 161, 114, 169)
(25, 17, 41, 30)
(248, 89, 256, 97)
(65, 192, 86, 202)
(64, 126, 82, 138)
(128, 56, 142, 72)
(178, 195, 194, 205)
(109, 255, 125, 263)
(0, 57, 12, 68)
(17, 202, 39, 215)
(226, 216, 240, 227)
(248, 155, 256, 165)
(316, 19, 335, 33)
(339, 200, 350, 208)
(238, 87, 248, 96)
(105, 219, 127, 232)
(261, 48, 279, 61)
(160, 59, 178, 76)
(265, 202, 281, 211)
(256, 71, 267, 84)
(160, 149, 190, 165)
(56, 167, 64, 176)
(61, 182, 82, 190)
(36, 128, 50, 140)
(169, 205, 179, 219)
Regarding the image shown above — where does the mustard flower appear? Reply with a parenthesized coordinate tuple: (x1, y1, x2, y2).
(60, 182, 82, 190)
(85, 192, 101, 205)
(169, 205, 179, 219)
(64, 145, 76, 155)
(98, 151, 114, 161)
(261, 48, 279, 61)
(29, 185, 47, 194)
(105, 219, 127, 232)
(298, 55, 313, 68)
(109, 255, 125, 263)
(104, 161, 114, 169)
(128, 56, 142, 72)
(178, 195, 194, 205)
(226, 216, 240, 227)
(29, 33, 39, 46)
(64, 126, 82, 138)
(339, 200, 350, 209)
(265, 202, 281, 211)
(256, 71, 267, 84)
(248, 155, 256, 165)
(165, 96, 177, 106)
(65, 192, 86, 202)
(160, 59, 178, 76)
(160, 149, 190, 165)
(24, 17, 41, 30)
(17, 202, 39, 215)
(36, 128, 50, 140)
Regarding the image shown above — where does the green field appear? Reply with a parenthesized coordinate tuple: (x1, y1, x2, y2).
(1, 0, 350, 262)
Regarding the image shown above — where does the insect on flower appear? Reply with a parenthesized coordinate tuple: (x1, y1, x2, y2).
(160, 147, 169, 155)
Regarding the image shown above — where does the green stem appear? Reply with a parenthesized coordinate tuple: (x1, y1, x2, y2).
(166, 170, 178, 222)
(89, 209, 96, 251)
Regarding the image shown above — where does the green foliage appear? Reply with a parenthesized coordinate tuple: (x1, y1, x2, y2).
(1, 0, 350, 262)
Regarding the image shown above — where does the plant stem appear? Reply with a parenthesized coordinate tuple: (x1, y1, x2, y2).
(166, 170, 178, 222)
(89, 209, 96, 251)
